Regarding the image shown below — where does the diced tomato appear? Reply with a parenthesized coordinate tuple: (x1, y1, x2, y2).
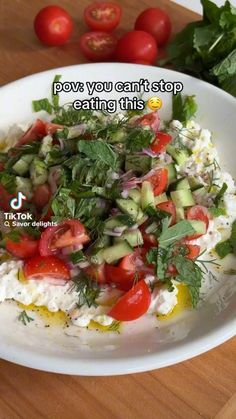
(5, 234, 39, 259)
(109, 279, 151, 321)
(0, 184, 15, 211)
(23, 255, 70, 282)
(136, 111, 160, 133)
(32, 183, 51, 210)
(150, 132, 172, 153)
(105, 264, 142, 291)
(139, 222, 158, 250)
(167, 263, 178, 276)
(39, 220, 90, 256)
(85, 263, 106, 285)
(45, 122, 63, 135)
(157, 200, 176, 225)
(84, 2, 122, 32)
(186, 205, 209, 240)
(185, 244, 201, 260)
(17, 119, 46, 146)
(41, 207, 54, 222)
(145, 167, 168, 196)
(119, 249, 147, 271)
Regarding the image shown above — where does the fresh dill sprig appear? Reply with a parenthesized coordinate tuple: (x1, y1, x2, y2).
(18, 310, 34, 326)
(71, 274, 100, 308)
(107, 321, 121, 333)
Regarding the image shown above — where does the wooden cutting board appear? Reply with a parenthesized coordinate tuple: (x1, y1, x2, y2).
(0, 1, 236, 418)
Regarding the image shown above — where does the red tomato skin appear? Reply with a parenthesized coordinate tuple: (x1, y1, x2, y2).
(135, 8, 171, 46)
(34, 6, 73, 46)
(24, 255, 70, 281)
(80, 31, 117, 61)
(109, 280, 151, 321)
(115, 30, 158, 64)
(32, 183, 51, 210)
(45, 122, 64, 135)
(157, 200, 176, 225)
(6, 235, 39, 259)
(186, 205, 209, 240)
(84, 2, 122, 31)
(17, 119, 46, 146)
(145, 167, 168, 196)
(150, 132, 172, 153)
(105, 264, 141, 291)
(39, 220, 89, 256)
(0, 184, 15, 211)
(136, 111, 160, 133)
(185, 244, 201, 260)
(85, 263, 106, 285)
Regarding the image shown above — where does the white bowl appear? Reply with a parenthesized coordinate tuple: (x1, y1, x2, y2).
(0, 63, 236, 375)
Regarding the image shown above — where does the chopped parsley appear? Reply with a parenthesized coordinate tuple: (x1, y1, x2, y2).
(18, 310, 34, 326)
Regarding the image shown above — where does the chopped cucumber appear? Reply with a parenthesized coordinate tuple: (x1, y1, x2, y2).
(108, 128, 127, 143)
(95, 235, 111, 249)
(193, 186, 207, 198)
(104, 217, 125, 230)
(125, 155, 151, 175)
(141, 181, 155, 209)
(170, 189, 195, 207)
(154, 193, 168, 205)
(188, 176, 203, 191)
(137, 215, 148, 226)
(189, 220, 207, 235)
(128, 188, 141, 205)
(176, 207, 185, 221)
(102, 241, 133, 264)
(30, 158, 48, 186)
(166, 145, 190, 166)
(115, 230, 143, 247)
(90, 249, 105, 265)
(39, 135, 53, 157)
(171, 177, 191, 191)
(116, 198, 144, 221)
(12, 154, 34, 176)
(145, 221, 158, 234)
(15, 177, 33, 199)
(166, 163, 177, 183)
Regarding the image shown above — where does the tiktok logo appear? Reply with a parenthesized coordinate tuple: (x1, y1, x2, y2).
(10, 192, 27, 210)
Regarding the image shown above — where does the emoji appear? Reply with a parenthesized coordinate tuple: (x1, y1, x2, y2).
(147, 96, 162, 111)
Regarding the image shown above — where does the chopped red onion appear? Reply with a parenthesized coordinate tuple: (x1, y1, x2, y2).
(73, 244, 83, 251)
(114, 225, 127, 234)
(110, 171, 120, 180)
(48, 166, 61, 194)
(142, 148, 159, 157)
(121, 189, 129, 198)
(104, 229, 123, 237)
(70, 267, 81, 276)
(128, 224, 138, 231)
(78, 261, 90, 269)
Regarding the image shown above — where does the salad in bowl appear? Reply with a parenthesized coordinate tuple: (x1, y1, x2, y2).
(0, 78, 235, 334)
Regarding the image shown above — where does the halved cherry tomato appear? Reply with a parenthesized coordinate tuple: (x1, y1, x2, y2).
(23, 255, 70, 281)
(109, 279, 151, 321)
(185, 244, 201, 260)
(0, 184, 15, 211)
(145, 167, 168, 196)
(119, 249, 147, 271)
(32, 183, 51, 210)
(150, 132, 172, 153)
(39, 220, 90, 256)
(80, 31, 117, 61)
(17, 119, 46, 146)
(157, 200, 176, 225)
(186, 205, 209, 240)
(84, 2, 122, 31)
(135, 7, 171, 47)
(34, 6, 73, 46)
(6, 234, 39, 259)
(85, 263, 106, 285)
(115, 30, 158, 65)
(105, 264, 143, 291)
(136, 111, 160, 133)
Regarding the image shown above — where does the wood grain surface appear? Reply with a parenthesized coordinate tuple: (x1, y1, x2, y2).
(0, 1, 235, 418)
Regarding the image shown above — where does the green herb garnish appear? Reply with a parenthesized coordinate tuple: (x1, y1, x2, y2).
(18, 310, 34, 326)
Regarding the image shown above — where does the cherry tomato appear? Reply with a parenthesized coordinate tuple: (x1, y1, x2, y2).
(109, 280, 151, 321)
(84, 2, 121, 31)
(119, 249, 147, 271)
(157, 200, 176, 225)
(23, 255, 70, 281)
(185, 244, 201, 260)
(145, 167, 168, 196)
(115, 30, 158, 64)
(105, 264, 143, 291)
(80, 31, 117, 61)
(17, 119, 46, 146)
(34, 6, 73, 46)
(0, 184, 15, 211)
(32, 183, 51, 210)
(186, 205, 209, 240)
(6, 234, 39, 259)
(136, 111, 160, 133)
(85, 263, 106, 285)
(150, 132, 172, 153)
(39, 220, 90, 256)
(45, 122, 64, 135)
(135, 8, 171, 47)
